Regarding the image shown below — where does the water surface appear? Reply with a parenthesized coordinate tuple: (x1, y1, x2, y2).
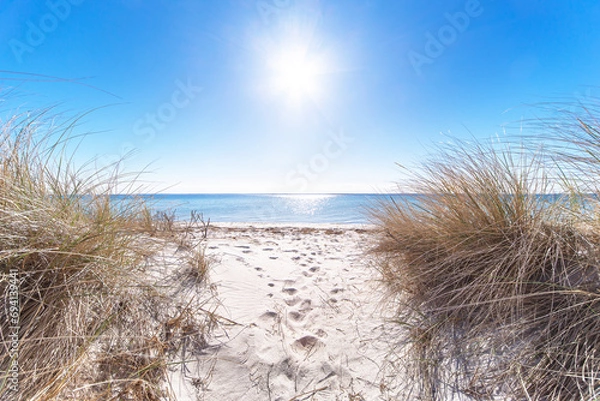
(119, 193, 406, 224)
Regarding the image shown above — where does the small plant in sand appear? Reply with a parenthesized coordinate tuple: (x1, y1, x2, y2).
(372, 134, 600, 400)
(0, 110, 215, 400)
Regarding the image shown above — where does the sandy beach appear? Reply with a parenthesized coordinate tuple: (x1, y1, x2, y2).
(169, 223, 402, 401)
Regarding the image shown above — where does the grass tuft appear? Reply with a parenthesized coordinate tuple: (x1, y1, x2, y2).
(0, 111, 214, 400)
(372, 138, 600, 400)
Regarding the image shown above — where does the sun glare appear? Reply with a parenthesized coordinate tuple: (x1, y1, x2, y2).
(270, 47, 322, 100)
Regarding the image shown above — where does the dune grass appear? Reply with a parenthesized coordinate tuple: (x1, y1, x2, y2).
(0, 111, 214, 400)
(372, 137, 600, 400)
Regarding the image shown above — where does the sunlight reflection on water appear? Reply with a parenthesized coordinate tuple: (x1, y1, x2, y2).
(114, 193, 398, 223)
(276, 194, 336, 216)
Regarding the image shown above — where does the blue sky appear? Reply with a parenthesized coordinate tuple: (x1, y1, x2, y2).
(1, 0, 600, 193)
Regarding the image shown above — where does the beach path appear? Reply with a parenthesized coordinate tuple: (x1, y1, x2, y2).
(170, 224, 399, 401)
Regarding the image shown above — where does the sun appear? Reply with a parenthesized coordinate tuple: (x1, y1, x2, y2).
(269, 47, 322, 100)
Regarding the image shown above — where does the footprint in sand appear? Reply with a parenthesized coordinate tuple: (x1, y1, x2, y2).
(292, 335, 323, 351)
(284, 297, 301, 306)
(258, 311, 280, 332)
(315, 329, 327, 338)
(282, 287, 298, 295)
(276, 358, 296, 381)
(299, 299, 312, 310)
(288, 300, 313, 322)
(288, 311, 304, 321)
(259, 311, 278, 321)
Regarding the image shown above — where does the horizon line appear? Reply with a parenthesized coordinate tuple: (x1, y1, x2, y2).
(112, 191, 405, 196)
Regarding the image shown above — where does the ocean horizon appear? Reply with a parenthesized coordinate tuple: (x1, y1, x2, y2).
(113, 193, 405, 224)
(109, 192, 576, 225)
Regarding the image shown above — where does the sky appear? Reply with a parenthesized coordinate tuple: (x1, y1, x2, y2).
(1, 0, 600, 193)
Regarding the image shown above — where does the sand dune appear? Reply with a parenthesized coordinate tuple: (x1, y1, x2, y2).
(169, 224, 403, 401)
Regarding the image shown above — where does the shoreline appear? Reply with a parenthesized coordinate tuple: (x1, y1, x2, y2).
(208, 221, 378, 230)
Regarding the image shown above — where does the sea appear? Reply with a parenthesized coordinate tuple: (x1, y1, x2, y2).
(123, 193, 403, 224)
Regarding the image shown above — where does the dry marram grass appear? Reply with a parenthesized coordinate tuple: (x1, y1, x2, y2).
(372, 139, 600, 400)
(0, 111, 215, 400)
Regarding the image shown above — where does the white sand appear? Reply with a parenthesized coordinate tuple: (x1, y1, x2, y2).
(169, 224, 403, 401)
